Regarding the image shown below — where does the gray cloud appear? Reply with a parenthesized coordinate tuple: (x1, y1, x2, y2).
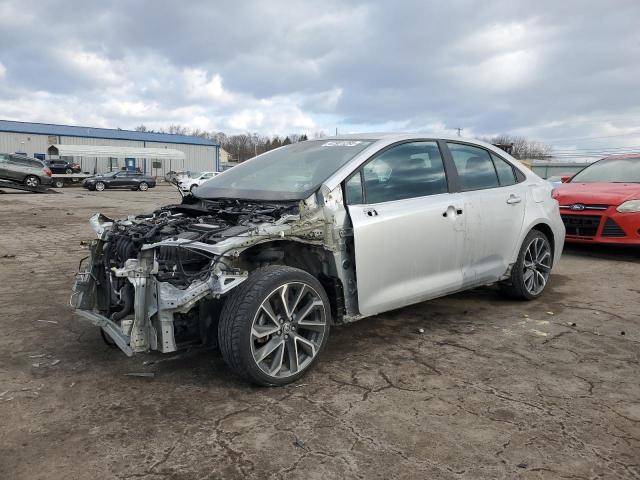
(0, 0, 639, 150)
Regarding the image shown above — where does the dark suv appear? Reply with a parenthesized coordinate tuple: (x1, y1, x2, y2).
(0, 154, 53, 187)
(45, 159, 82, 174)
(82, 171, 157, 191)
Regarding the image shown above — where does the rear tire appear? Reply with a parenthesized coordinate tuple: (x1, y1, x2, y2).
(53, 179, 65, 188)
(501, 230, 553, 300)
(138, 182, 149, 191)
(24, 175, 40, 188)
(218, 265, 331, 386)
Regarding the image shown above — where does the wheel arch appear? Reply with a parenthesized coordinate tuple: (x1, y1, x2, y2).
(530, 222, 555, 259)
(235, 240, 344, 322)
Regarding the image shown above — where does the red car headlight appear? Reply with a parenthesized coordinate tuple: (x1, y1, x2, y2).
(616, 200, 640, 213)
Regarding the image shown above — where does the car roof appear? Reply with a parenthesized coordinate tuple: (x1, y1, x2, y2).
(317, 132, 500, 148)
(603, 154, 640, 160)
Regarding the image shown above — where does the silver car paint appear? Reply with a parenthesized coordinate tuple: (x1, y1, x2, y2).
(322, 134, 564, 316)
(73, 133, 564, 355)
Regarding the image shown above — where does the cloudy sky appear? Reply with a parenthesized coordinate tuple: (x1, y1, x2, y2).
(0, 0, 639, 153)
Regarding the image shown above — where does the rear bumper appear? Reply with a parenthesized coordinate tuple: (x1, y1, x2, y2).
(561, 208, 640, 245)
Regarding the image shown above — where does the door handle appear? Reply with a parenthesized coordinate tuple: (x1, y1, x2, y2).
(363, 208, 378, 217)
(507, 195, 522, 205)
(442, 206, 463, 217)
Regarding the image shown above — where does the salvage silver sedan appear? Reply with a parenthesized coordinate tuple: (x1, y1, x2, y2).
(72, 134, 564, 385)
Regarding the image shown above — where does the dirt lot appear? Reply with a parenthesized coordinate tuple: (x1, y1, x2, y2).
(0, 185, 638, 479)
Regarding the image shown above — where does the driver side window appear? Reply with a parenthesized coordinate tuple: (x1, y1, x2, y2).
(345, 141, 448, 204)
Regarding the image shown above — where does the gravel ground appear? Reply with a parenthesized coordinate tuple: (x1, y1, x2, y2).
(0, 186, 639, 479)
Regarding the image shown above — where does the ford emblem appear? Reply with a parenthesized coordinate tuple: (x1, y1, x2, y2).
(570, 204, 586, 211)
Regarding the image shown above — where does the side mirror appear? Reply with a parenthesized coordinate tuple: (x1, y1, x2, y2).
(560, 175, 571, 183)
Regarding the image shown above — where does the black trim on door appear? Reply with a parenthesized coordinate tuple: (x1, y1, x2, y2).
(437, 139, 461, 193)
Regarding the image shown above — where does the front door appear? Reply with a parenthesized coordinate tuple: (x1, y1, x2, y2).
(0, 154, 11, 180)
(345, 141, 465, 316)
(446, 142, 526, 284)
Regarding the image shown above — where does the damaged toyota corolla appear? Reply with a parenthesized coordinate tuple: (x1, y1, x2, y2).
(72, 134, 564, 385)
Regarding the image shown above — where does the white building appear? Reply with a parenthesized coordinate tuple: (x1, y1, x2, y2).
(0, 119, 221, 175)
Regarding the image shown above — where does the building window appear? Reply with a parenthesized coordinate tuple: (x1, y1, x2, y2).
(34, 153, 45, 161)
(109, 157, 119, 171)
(48, 135, 58, 145)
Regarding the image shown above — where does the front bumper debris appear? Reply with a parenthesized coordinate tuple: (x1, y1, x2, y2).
(72, 242, 248, 356)
(75, 310, 134, 356)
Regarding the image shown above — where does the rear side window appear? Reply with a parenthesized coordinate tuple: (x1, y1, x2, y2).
(27, 159, 43, 168)
(491, 154, 517, 186)
(447, 143, 499, 191)
(350, 141, 448, 204)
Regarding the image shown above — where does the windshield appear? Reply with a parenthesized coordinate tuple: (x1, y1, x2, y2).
(571, 157, 640, 183)
(195, 140, 374, 200)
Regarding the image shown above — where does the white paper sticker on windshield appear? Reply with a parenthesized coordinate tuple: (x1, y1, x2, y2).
(322, 141, 362, 147)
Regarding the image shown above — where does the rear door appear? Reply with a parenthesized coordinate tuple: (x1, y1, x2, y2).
(346, 141, 466, 316)
(445, 142, 526, 284)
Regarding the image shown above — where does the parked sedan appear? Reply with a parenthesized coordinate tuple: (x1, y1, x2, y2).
(45, 159, 82, 174)
(0, 153, 53, 187)
(72, 134, 564, 386)
(180, 171, 219, 193)
(82, 171, 156, 191)
(553, 154, 640, 244)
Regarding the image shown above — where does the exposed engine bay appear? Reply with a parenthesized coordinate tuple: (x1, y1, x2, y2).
(71, 191, 356, 356)
(104, 199, 298, 287)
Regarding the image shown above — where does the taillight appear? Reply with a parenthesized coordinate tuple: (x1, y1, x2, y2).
(43, 167, 52, 177)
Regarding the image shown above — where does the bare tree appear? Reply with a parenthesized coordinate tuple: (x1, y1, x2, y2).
(481, 134, 551, 160)
(166, 125, 189, 136)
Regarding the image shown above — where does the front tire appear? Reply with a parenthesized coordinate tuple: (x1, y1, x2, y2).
(501, 230, 553, 300)
(218, 266, 331, 386)
(95, 181, 106, 191)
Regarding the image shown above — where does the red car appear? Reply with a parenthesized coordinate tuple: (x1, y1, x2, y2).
(552, 154, 640, 245)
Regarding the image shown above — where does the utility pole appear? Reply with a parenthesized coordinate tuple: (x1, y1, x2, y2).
(455, 127, 463, 137)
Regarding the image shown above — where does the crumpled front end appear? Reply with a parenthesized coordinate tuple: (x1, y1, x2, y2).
(70, 199, 305, 355)
(71, 232, 247, 356)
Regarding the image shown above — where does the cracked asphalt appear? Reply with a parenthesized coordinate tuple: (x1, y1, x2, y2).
(1, 186, 639, 479)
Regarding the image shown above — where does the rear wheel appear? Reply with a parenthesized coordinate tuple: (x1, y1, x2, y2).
(501, 230, 553, 300)
(138, 182, 149, 191)
(24, 175, 40, 188)
(65, 168, 73, 174)
(95, 181, 106, 191)
(53, 179, 65, 188)
(218, 265, 331, 386)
